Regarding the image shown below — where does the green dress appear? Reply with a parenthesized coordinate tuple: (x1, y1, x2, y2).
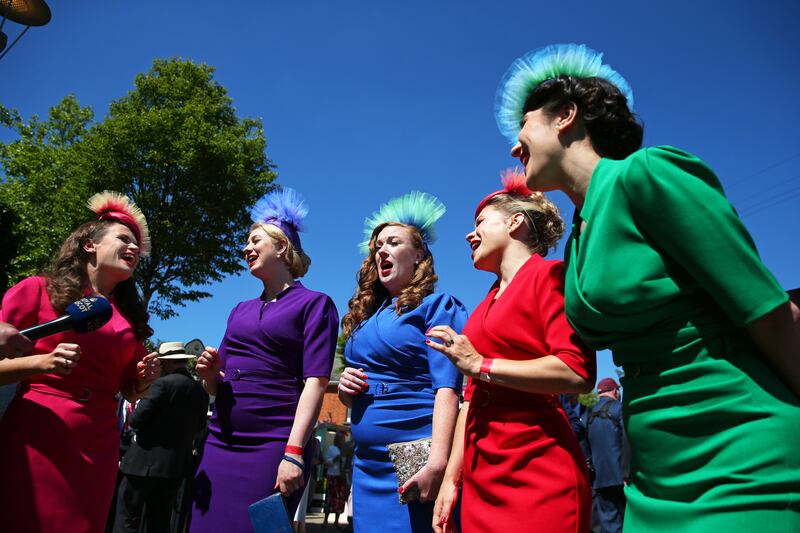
(564, 146, 800, 532)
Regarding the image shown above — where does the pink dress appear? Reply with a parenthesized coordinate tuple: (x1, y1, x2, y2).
(0, 276, 146, 533)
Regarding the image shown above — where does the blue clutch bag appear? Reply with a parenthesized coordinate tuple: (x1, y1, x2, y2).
(247, 493, 293, 533)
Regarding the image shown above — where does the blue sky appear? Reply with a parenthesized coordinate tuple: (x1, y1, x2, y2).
(2, 1, 798, 383)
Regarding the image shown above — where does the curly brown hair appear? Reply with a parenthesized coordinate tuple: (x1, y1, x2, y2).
(41, 220, 153, 341)
(341, 223, 437, 340)
(483, 192, 564, 256)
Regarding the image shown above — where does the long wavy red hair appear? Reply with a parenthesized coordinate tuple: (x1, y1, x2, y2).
(341, 223, 437, 339)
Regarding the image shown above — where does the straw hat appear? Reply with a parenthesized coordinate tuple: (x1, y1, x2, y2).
(157, 341, 196, 360)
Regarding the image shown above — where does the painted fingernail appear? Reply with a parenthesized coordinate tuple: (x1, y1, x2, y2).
(441, 516, 448, 524)
(425, 339, 431, 344)
(398, 487, 405, 494)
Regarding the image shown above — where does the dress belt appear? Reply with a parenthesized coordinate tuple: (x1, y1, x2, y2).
(24, 381, 115, 403)
(226, 368, 276, 381)
(364, 381, 432, 396)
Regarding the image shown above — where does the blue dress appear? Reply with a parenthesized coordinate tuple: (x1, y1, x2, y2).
(346, 292, 468, 533)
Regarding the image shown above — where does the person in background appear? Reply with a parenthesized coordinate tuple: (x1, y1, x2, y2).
(191, 188, 339, 532)
(586, 378, 626, 533)
(113, 341, 209, 533)
(497, 43, 800, 531)
(338, 191, 468, 533)
(323, 430, 347, 530)
(0, 191, 160, 532)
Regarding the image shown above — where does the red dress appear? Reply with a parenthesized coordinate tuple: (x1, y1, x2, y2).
(0, 277, 146, 533)
(461, 256, 595, 533)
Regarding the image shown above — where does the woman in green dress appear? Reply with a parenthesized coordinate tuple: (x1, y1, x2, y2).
(494, 44, 799, 532)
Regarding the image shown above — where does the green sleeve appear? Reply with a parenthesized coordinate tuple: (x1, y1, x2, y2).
(622, 146, 788, 326)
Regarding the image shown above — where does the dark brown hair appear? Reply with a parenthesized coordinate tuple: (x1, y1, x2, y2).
(341, 223, 437, 339)
(41, 220, 152, 341)
(524, 75, 643, 160)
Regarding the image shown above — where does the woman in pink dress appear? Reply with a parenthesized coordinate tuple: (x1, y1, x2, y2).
(0, 192, 160, 533)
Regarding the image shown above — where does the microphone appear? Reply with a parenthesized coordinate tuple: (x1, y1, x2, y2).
(21, 297, 113, 341)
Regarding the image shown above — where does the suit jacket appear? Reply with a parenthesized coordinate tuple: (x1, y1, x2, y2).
(120, 367, 209, 479)
(586, 396, 625, 489)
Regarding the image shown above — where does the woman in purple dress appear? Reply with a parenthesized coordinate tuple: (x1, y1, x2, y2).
(191, 189, 339, 532)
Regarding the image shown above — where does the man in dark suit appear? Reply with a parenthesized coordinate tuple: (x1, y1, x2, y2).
(587, 378, 627, 533)
(113, 342, 209, 533)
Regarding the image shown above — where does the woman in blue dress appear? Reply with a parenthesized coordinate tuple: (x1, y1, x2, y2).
(338, 192, 468, 533)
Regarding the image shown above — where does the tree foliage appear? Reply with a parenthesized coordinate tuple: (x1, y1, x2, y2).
(0, 58, 276, 318)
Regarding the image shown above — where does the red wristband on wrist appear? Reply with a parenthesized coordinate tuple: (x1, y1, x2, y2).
(285, 444, 304, 455)
(479, 358, 494, 382)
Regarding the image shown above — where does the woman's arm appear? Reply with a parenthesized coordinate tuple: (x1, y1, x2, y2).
(337, 366, 368, 408)
(746, 300, 800, 399)
(120, 351, 160, 402)
(275, 376, 328, 496)
(399, 386, 459, 502)
(0, 343, 81, 385)
(433, 401, 468, 533)
(426, 326, 592, 394)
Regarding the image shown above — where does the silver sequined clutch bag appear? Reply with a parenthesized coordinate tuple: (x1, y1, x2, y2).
(386, 437, 431, 504)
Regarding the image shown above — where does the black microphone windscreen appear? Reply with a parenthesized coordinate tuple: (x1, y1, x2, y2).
(65, 297, 113, 333)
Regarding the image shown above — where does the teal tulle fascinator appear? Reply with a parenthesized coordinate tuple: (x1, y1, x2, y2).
(495, 43, 635, 144)
(360, 191, 446, 254)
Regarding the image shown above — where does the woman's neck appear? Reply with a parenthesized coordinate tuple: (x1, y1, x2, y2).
(497, 243, 533, 291)
(86, 266, 116, 299)
(559, 143, 602, 210)
(260, 269, 295, 301)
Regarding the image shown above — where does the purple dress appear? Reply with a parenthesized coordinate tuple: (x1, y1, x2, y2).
(190, 282, 339, 532)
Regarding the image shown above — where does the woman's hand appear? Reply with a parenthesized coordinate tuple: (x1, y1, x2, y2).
(338, 366, 368, 396)
(426, 325, 482, 378)
(36, 343, 81, 375)
(135, 351, 160, 392)
(195, 346, 222, 383)
(275, 455, 305, 497)
(400, 461, 446, 503)
(432, 475, 460, 533)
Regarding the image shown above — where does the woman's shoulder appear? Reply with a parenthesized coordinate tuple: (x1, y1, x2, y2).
(420, 291, 467, 317)
(619, 145, 721, 195)
(514, 256, 565, 295)
(3, 276, 46, 301)
(291, 284, 337, 311)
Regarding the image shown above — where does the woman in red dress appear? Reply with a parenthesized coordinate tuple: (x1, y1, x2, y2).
(427, 171, 595, 533)
(0, 192, 160, 533)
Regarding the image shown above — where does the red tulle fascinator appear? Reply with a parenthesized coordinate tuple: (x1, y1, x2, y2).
(87, 191, 151, 256)
(474, 168, 532, 218)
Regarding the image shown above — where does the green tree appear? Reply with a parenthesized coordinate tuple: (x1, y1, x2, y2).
(0, 95, 95, 280)
(0, 59, 276, 318)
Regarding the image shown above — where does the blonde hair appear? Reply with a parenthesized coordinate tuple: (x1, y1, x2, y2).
(341, 223, 437, 340)
(251, 223, 312, 278)
(483, 192, 564, 256)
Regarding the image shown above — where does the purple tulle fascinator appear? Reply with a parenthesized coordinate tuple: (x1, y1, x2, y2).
(250, 188, 308, 251)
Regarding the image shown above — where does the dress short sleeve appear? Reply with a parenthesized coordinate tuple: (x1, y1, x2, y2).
(623, 146, 788, 326)
(0, 276, 45, 329)
(425, 293, 469, 390)
(301, 294, 340, 379)
(534, 261, 596, 382)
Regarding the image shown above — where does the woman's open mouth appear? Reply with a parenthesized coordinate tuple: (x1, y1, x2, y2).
(121, 252, 137, 267)
(380, 260, 393, 276)
(246, 254, 257, 267)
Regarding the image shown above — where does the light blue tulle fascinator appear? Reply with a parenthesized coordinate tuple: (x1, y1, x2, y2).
(495, 43, 635, 144)
(360, 191, 446, 254)
(250, 188, 308, 251)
